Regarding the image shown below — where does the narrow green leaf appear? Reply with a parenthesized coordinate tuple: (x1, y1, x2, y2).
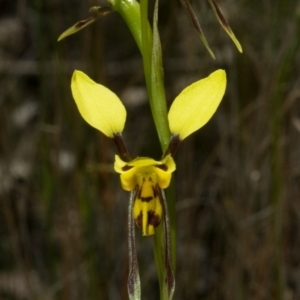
(151, 0, 168, 294)
(151, 0, 171, 150)
(127, 190, 141, 300)
(57, 6, 112, 42)
(179, 0, 216, 59)
(151, 1, 175, 299)
(207, 0, 243, 53)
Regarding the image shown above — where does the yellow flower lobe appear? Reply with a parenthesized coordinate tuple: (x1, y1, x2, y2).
(71, 70, 126, 137)
(168, 69, 226, 140)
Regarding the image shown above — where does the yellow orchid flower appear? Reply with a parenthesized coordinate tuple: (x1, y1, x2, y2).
(70, 69, 226, 236)
(114, 155, 176, 236)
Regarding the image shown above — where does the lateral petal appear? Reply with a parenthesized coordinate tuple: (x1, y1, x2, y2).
(71, 70, 126, 137)
(168, 69, 226, 140)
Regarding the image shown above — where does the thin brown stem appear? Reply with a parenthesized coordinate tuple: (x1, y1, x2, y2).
(163, 134, 181, 158)
(113, 133, 131, 162)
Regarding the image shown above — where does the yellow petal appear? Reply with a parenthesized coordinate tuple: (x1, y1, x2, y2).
(116, 156, 170, 170)
(128, 157, 159, 168)
(156, 155, 176, 188)
(162, 155, 176, 173)
(120, 168, 137, 191)
(114, 155, 176, 191)
(155, 167, 172, 189)
(71, 70, 126, 138)
(133, 176, 163, 236)
(168, 69, 226, 140)
(114, 155, 128, 173)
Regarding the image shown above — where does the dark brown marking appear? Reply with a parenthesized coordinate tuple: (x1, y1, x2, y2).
(113, 133, 131, 162)
(135, 210, 161, 232)
(136, 213, 142, 228)
(141, 196, 153, 202)
(137, 186, 142, 199)
(156, 164, 168, 171)
(148, 211, 161, 227)
(163, 134, 181, 158)
(152, 186, 157, 198)
(122, 165, 133, 171)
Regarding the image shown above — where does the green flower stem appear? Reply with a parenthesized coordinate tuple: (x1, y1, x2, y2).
(113, 0, 171, 150)
(110, 0, 143, 51)
(113, 0, 176, 299)
(139, 0, 171, 150)
(140, 0, 152, 90)
(151, 2, 175, 299)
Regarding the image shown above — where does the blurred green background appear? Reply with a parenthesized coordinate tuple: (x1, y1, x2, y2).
(1, 0, 300, 299)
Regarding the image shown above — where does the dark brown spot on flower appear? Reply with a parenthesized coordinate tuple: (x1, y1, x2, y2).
(141, 196, 153, 202)
(135, 211, 161, 229)
(152, 185, 157, 198)
(122, 165, 133, 171)
(137, 187, 142, 199)
(156, 164, 168, 171)
(136, 213, 142, 228)
(148, 211, 161, 227)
